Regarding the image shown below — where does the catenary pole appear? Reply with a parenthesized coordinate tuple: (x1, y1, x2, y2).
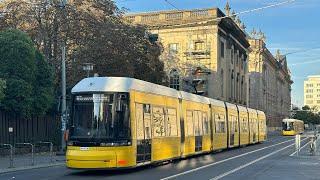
(58, 0, 67, 154)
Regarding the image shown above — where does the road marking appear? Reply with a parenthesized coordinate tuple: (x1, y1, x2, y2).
(160, 138, 296, 180)
(290, 139, 310, 156)
(209, 137, 308, 180)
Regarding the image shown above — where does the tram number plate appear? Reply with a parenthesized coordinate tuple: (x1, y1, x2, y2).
(80, 147, 89, 151)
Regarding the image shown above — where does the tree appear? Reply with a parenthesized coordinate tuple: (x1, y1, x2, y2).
(293, 105, 320, 125)
(0, 29, 54, 116)
(33, 50, 54, 116)
(0, 79, 5, 102)
(0, 0, 166, 89)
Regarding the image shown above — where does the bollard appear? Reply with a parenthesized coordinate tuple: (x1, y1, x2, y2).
(310, 137, 316, 156)
(37, 142, 54, 163)
(295, 134, 301, 156)
(15, 143, 34, 166)
(0, 144, 14, 168)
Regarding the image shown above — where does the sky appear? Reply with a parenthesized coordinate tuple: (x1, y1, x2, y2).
(114, 0, 320, 107)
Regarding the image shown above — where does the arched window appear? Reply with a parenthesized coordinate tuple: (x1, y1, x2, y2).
(169, 69, 180, 90)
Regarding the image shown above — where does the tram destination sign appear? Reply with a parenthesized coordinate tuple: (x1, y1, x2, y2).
(75, 95, 110, 102)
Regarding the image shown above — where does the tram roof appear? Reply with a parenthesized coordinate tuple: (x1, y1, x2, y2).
(209, 99, 226, 108)
(257, 110, 265, 116)
(72, 77, 180, 98)
(247, 107, 257, 114)
(282, 119, 303, 123)
(225, 102, 237, 110)
(237, 105, 248, 112)
(180, 91, 210, 104)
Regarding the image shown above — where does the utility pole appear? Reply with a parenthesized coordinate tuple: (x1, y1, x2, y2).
(58, 0, 67, 155)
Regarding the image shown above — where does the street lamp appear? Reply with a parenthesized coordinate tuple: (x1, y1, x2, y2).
(82, 63, 94, 78)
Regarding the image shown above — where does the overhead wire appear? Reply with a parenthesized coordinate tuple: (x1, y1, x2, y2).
(164, 0, 180, 10)
(284, 47, 320, 56)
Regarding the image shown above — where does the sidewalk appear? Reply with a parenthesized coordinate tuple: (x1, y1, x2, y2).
(0, 152, 65, 174)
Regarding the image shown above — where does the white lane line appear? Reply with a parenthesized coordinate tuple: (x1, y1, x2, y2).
(160, 138, 296, 180)
(209, 137, 308, 180)
(290, 139, 310, 156)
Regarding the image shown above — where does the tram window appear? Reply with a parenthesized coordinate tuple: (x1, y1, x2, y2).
(229, 116, 234, 133)
(144, 105, 152, 139)
(215, 114, 225, 133)
(152, 106, 166, 137)
(198, 111, 203, 136)
(167, 108, 178, 137)
(203, 112, 209, 135)
(186, 111, 194, 136)
(234, 117, 238, 132)
(194, 111, 200, 136)
(135, 104, 144, 140)
(143, 104, 151, 113)
(243, 118, 248, 132)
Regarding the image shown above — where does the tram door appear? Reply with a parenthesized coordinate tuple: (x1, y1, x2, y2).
(194, 111, 203, 152)
(136, 104, 152, 164)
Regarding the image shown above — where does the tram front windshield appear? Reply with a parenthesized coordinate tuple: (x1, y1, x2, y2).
(69, 93, 131, 146)
(282, 121, 294, 131)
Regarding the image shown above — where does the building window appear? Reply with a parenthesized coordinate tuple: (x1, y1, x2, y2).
(306, 89, 313, 93)
(231, 70, 234, 100)
(231, 48, 234, 64)
(220, 41, 225, 58)
(195, 41, 205, 51)
(169, 69, 180, 90)
(306, 95, 313, 98)
(169, 43, 178, 54)
(236, 52, 239, 66)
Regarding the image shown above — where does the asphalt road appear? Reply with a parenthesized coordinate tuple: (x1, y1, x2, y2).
(0, 135, 311, 180)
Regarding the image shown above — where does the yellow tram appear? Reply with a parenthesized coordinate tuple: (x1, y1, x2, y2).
(282, 119, 304, 136)
(66, 77, 267, 169)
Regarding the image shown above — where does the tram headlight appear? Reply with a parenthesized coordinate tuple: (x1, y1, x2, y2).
(67, 141, 74, 146)
(100, 143, 107, 146)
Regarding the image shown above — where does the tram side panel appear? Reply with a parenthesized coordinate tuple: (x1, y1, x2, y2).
(226, 103, 240, 148)
(257, 111, 267, 142)
(248, 109, 258, 144)
(132, 91, 181, 164)
(238, 106, 250, 146)
(181, 99, 211, 156)
(181, 100, 196, 157)
(201, 104, 212, 153)
(211, 103, 228, 151)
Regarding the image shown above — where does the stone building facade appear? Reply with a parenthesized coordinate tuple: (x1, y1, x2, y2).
(304, 75, 320, 110)
(126, 7, 250, 105)
(248, 37, 293, 130)
(126, 5, 293, 129)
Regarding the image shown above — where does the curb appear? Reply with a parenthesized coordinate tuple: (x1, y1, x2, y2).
(0, 162, 65, 174)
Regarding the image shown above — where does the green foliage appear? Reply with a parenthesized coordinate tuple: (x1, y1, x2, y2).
(293, 105, 320, 125)
(0, 0, 166, 89)
(0, 29, 54, 117)
(33, 50, 54, 116)
(0, 79, 6, 101)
